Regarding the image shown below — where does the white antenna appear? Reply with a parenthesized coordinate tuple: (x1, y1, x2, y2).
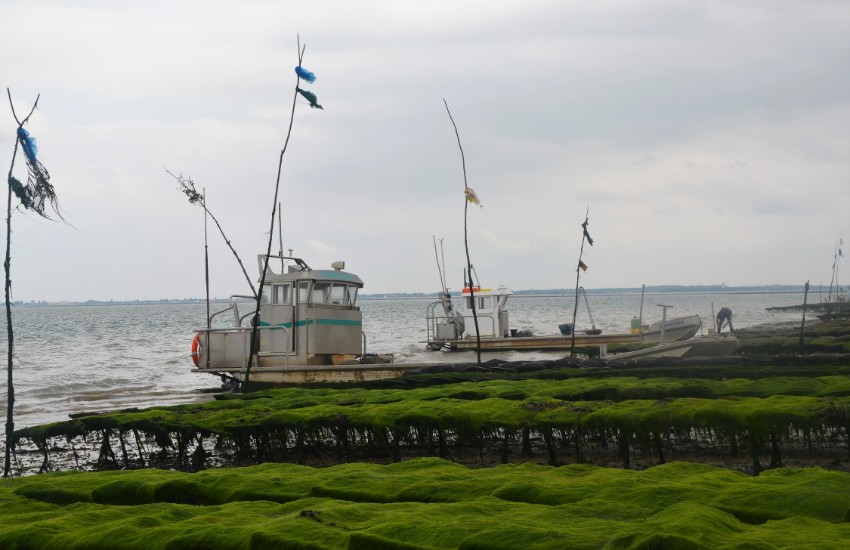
(278, 202, 284, 271)
(432, 235, 447, 294)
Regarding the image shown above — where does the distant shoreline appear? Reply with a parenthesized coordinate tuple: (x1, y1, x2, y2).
(10, 284, 834, 308)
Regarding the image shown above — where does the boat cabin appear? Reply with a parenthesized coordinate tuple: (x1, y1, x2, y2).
(192, 255, 364, 378)
(426, 286, 513, 344)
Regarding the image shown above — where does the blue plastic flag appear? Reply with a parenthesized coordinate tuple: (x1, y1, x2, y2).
(295, 65, 316, 84)
(17, 127, 38, 165)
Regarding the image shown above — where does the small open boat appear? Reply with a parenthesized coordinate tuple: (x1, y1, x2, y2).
(425, 286, 702, 353)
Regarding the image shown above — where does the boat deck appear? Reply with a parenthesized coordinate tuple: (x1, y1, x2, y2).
(193, 362, 430, 384)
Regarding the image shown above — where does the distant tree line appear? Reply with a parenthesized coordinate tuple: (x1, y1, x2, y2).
(10, 284, 815, 307)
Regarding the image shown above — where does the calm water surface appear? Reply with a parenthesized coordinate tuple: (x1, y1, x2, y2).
(1, 291, 811, 430)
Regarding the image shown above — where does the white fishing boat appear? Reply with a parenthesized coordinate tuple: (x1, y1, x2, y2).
(191, 254, 410, 384)
(425, 285, 702, 353)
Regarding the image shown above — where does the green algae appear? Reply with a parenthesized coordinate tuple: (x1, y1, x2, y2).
(6, 362, 850, 547)
(710, 467, 850, 523)
(11, 373, 850, 474)
(1, 460, 848, 549)
(19, 375, 850, 441)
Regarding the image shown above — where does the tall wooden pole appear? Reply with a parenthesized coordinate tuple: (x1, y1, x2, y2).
(799, 281, 810, 353)
(464, 198, 481, 364)
(4, 90, 41, 477)
(443, 99, 481, 364)
(570, 208, 590, 358)
(4, 156, 14, 477)
(203, 189, 210, 330)
(244, 37, 307, 389)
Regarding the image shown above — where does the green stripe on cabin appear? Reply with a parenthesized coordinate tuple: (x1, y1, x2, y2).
(259, 319, 362, 328)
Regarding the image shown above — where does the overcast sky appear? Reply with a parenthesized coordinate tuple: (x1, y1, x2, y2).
(1, 0, 848, 302)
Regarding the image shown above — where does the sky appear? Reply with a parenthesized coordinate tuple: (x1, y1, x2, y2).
(0, 0, 848, 302)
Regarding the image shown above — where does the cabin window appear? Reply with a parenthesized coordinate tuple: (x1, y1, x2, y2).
(311, 282, 331, 304)
(329, 284, 346, 305)
(274, 284, 291, 305)
(261, 286, 272, 304)
(349, 286, 359, 306)
(297, 281, 310, 304)
(464, 295, 492, 310)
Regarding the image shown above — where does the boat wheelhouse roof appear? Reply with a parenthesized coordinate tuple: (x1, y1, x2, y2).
(259, 255, 364, 287)
(273, 268, 364, 286)
(461, 286, 513, 296)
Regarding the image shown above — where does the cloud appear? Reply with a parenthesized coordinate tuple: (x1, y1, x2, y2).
(0, 0, 847, 301)
(307, 239, 336, 256)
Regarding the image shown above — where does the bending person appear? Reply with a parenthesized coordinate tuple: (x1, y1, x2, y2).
(716, 307, 734, 335)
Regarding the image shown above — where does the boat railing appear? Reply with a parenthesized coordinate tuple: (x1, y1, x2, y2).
(425, 300, 440, 341)
(208, 295, 255, 327)
(425, 300, 460, 342)
(196, 324, 293, 368)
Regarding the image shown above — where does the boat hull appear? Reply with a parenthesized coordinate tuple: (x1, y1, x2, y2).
(610, 335, 740, 360)
(193, 363, 426, 384)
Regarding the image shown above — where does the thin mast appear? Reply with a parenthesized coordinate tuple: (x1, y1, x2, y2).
(278, 202, 284, 271)
(204, 189, 210, 331)
(433, 235, 446, 294)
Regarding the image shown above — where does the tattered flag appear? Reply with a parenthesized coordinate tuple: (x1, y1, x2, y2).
(295, 65, 317, 84)
(296, 87, 323, 110)
(464, 186, 482, 207)
(582, 219, 594, 246)
(578, 260, 588, 272)
(11, 125, 62, 220)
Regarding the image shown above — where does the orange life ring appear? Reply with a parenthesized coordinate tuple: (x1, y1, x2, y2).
(191, 333, 202, 366)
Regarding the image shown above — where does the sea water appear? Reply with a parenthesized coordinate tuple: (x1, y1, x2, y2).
(0, 291, 812, 431)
